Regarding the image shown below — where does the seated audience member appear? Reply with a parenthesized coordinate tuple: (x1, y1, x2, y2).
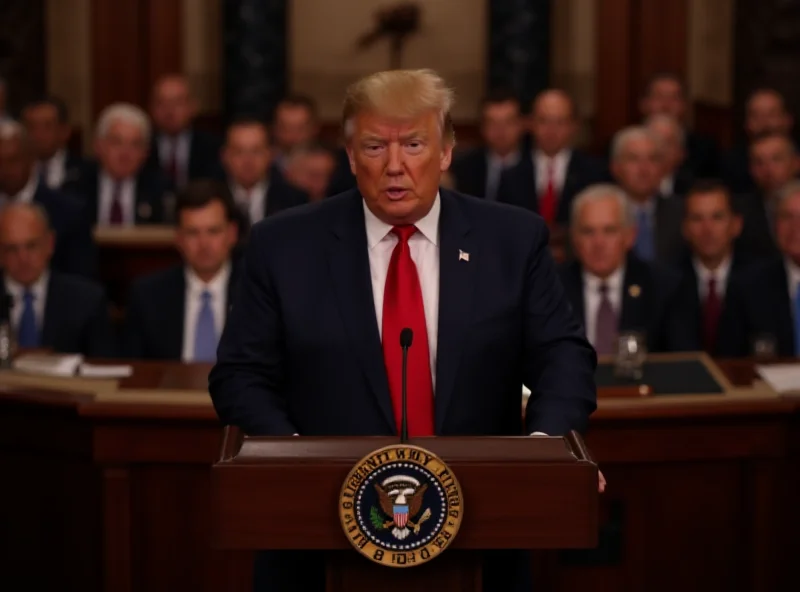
(718, 181, 800, 357)
(558, 184, 696, 353)
(146, 74, 222, 190)
(611, 125, 685, 263)
(21, 95, 85, 190)
(0, 121, 96, 277)
(124, 180, 239, 360)
(64, 103, 167, 226)
(0, 203, 114, 356)
(325, 144, 357, 196)
(222, 118, 307, 234)
(271, 95, 320, 170)
(646, 114, 694, 196)
(499, 89, 606, 226)
(676, 181, 751, 353)
(450, 89, 524, 199)
(720, 88, 795, 193)
(284, 142, 336, 202)
(735, 132, 800, 258)
(638, 73, 718, 177)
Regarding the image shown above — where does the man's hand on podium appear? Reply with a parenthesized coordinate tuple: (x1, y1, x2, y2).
(598, 470, 606, 493)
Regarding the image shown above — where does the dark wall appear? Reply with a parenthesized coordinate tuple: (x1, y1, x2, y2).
(735, 0, 800, 137)
(0, 0, 45, 116)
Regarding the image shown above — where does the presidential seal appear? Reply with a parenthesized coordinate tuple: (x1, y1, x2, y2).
(339, 444, 464, 568)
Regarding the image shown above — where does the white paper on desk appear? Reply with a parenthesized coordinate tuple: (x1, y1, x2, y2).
(78, 363, 133, 378)
(13, 353, 84, 376)
(756, 364, 800, 394)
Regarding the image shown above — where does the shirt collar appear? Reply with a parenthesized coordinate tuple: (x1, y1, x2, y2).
(785, 257, 800, 291)
(693, 255, 733, 283)
(487, 149, 521, 168)
(363, 192, 441, 250)
(582, 265, 625, 293)
(232, 179, 268, 200)
(1, 174, 39, 203)
(4, 269, 49, 301)
(47, 149, 67, 168)
(533, 148, 572, 165)
(100, 170, 134, 186)
(184, 260, 232, 296)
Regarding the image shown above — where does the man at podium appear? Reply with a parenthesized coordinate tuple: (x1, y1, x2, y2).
(210, 69, 597, 591)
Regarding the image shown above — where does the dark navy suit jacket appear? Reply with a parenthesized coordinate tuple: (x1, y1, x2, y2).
(497, 149, 608, 224)
(146, 128, 224, 188)
(124, 262, 240, 360)
(210, 188, 596, 438)
(716, 257, 797, 357)
(33, 183, 98, 278)
(558, 254, 699, 353)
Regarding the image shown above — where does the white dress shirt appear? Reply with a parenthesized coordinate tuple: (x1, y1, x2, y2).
(181, 262, 232, 362)
(582, 266, 625, 347)
(4, 271, 49, 334)
(363, 195, 440, 382)
(98, 173, 136, 226)
(0, 175, 38, 205)
(38, 150, 68, 189)
(158, 131, 191, 186)
(232, 180, 268, 223)
(534, 149, 571, 195)
(693, 256, 733, 301)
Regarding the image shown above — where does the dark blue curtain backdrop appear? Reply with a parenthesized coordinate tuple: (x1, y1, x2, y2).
(223, 0, 550, 119)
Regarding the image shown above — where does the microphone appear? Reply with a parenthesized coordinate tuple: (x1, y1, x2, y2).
(399, 328, 413, 443)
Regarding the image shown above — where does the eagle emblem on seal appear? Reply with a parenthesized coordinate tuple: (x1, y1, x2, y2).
(371, 475, 432, 540)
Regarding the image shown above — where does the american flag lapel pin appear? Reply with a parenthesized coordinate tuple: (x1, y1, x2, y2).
(458, 249, 470, 262)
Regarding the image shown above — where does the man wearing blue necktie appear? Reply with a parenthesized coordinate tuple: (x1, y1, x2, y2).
(0, 202, 115, 356)
(611, 126, 685, 264)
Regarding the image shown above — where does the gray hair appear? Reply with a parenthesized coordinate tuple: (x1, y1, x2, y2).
(0, 119, 32, 153)
(611, 125, 663, 161)
(95, 102, 151, 143)
(570, 183, 635, 228)
(645, 113, 685, 147)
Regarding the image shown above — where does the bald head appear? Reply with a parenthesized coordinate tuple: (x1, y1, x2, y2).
(0, 121, 34, 196)
(530, 89, 577, 156)
(0, 203, 54, 287)
(150, 74, 196, 136)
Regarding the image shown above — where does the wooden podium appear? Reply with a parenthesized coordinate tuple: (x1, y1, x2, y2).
(211, 428, 598, 591)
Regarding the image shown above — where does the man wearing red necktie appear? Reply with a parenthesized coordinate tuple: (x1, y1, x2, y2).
(210, 69, 598, 592)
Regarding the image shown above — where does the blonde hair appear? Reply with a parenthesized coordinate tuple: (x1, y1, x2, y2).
(342, 69, 455, 144)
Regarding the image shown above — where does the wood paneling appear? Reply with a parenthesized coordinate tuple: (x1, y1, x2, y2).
(90, 0, 183, 115)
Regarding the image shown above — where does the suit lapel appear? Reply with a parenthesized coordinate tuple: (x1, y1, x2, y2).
(772, 261, 795, 354)
(619, 259, 647, 333)
(563, 262, 586, 327)
(327, 192, 395, 432)
(164, 270, 186, 359)
(41, 274, 62, 348)
(434, 190, 476, 432)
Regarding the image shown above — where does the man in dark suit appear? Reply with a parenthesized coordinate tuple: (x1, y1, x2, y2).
(611, 125, 686, 264)
(449, 89, 524, 199)
(0, 120, 97, 277)
(146, 75, 222, 190)
(283, 141, 336, 203)
(674, 180, 751, 354)
(734, 132, 800, 258)
(64, 103, 167, 226)
(717, 181, 800, 357)
(125, 180, 239, 360)
(646, 113, 694, 197)
(270, 95, 321, 171)
(559, 184, 696, 353)
(209, 69, 599, 592)
(21, 95, 85, 190)
(498, 89, 607, 227)
(221, 117, 307, 235)
(0, 202, 114, 357)
(720, 88, 795, 194)
(638, 72, 718, 177)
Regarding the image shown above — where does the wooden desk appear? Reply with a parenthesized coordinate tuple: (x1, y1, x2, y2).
(0, 358, 797, 592)
(95, 227, 182, 308)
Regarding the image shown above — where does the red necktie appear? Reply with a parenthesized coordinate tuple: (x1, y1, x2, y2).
(109, 182, 124, 225)
(702, 277, 721, 353)
(382, 225, 435, 437)
(540, 160, 557, 225)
